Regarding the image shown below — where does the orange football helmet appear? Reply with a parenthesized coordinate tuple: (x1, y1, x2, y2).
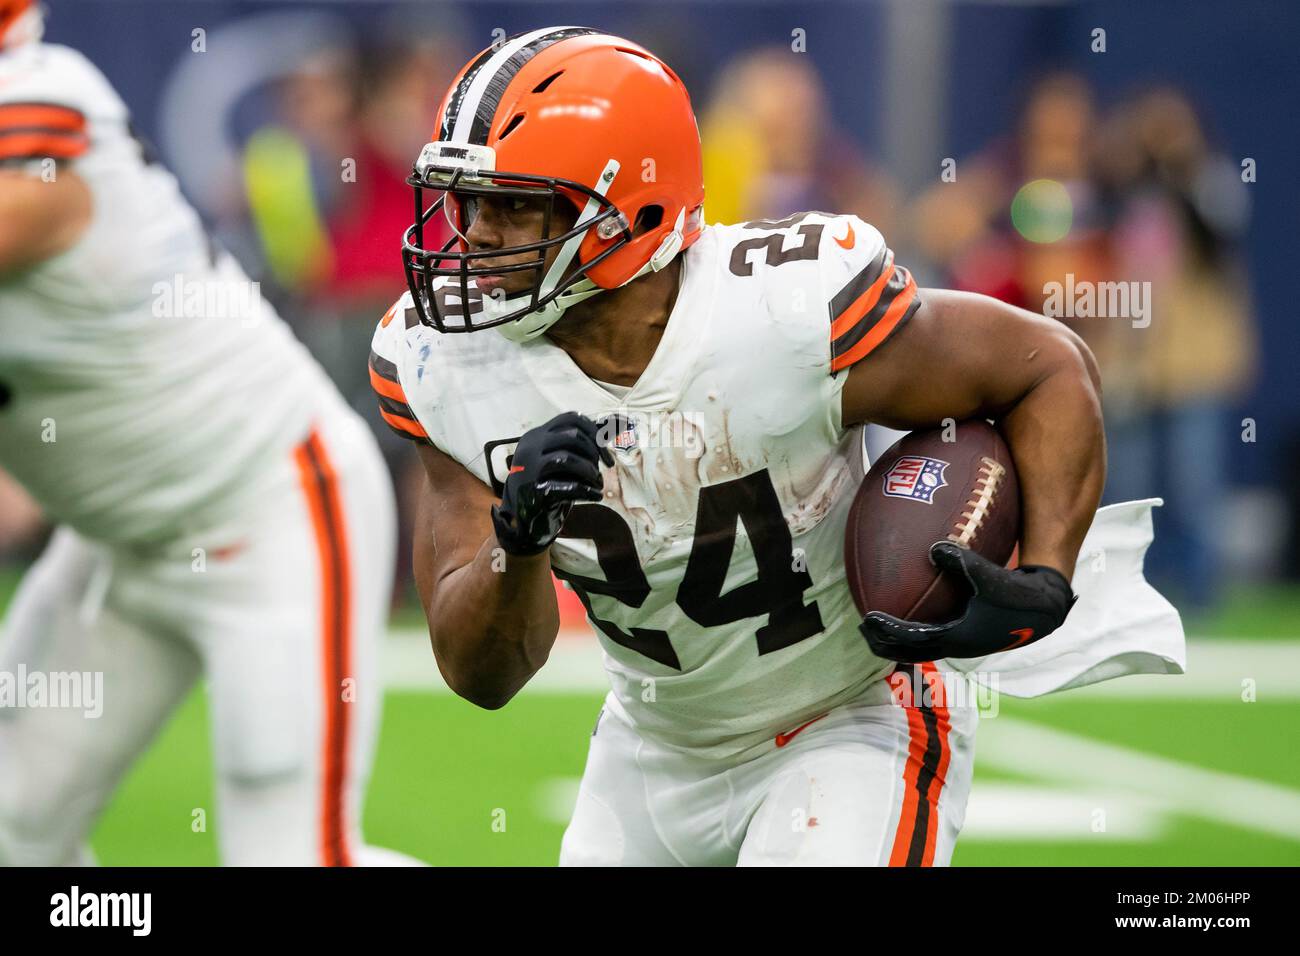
(0, 0, 36, 47)
(402, 27, 705, 340)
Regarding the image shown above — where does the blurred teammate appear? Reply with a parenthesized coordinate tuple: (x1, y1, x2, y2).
(372, 28, 1180, 865)
(0, 1, 417, 865)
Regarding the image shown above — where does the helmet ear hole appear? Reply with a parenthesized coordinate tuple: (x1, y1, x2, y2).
(632, 204, 664, 237)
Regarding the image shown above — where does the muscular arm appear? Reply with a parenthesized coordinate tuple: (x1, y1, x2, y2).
(841, 288, 1105, 578)
(411, 443, 561, 709)
(0, 168, 93, 274)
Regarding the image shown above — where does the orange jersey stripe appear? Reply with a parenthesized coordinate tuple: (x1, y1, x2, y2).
(368, 364, 408, 404)
(0, 131, 88, 160)
(830, 256, 895, 341)
(918, 664, 952, 866)
(311, 430, 354, 869)
(888, 662, 953, 866)
(889, 703, 929, 866)
(380, 408, 427, 438)
(294, 429, 354, 868)
(830, 277, 917, 373)
(0, 103, 87, 132)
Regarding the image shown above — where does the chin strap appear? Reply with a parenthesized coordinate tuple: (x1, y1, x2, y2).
(493, 193, 689, 344)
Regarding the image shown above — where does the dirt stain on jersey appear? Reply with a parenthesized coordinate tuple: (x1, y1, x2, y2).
(599, 457, 669, 558)
(772, 444, 855, 537)
(699, 408, 747, 484)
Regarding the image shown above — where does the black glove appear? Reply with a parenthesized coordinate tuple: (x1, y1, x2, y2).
(860, 541, 1076, 664)
(491, 412, 614, 556)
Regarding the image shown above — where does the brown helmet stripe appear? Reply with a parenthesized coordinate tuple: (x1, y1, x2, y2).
(441, 27, 602, 146)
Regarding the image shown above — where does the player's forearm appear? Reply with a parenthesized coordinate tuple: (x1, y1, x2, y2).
(0, 170, 92, 273)
(422, 535, 560, 709)
(998, 330, 1105, 578)
(0, 193, 49, 273)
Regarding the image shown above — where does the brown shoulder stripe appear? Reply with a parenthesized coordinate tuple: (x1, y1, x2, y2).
(829, 246, 890, 333)
(368, 351, 428, 442)
(0, 101, 89, 160)
(0, 102, 88, 160)
(368, 350, 406, 402)
(830, 263, 919, 372)
(378, 406, 429, 442)
(377, 393, 417, 422)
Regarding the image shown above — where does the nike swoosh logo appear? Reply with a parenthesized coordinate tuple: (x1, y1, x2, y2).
(775, 712, 828, 748)
(834, 221, 856, 250)
(509, 464, 526, 474)
(1001, 627, 1036, 651)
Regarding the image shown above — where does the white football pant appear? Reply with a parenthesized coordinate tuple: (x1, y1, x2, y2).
(0, 404, 421, 865)
(561, 663, 978, 866)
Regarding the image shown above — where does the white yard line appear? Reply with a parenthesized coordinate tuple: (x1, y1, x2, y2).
(386, 629, 1300, 842)
(976, 716, 1300, 841)
(535, 777, 583, 826)
(961, 783, 1171, 841)
(383, 629, 607, 693)
(1065, 638, 1300, 699)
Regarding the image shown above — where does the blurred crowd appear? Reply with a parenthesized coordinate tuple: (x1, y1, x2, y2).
(0, 20, 1263, 616)
(903, 75, 1257, 610)
(701, 56, 1256, 612)
(228, 24, 465, 592)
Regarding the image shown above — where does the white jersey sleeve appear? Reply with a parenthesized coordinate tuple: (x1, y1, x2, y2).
(711, 210, 921, 467)
(816, 213, 921, 375)
(0, 41, 339, 546)
(721, 210, 921, 420)
(0, 42, 103, 166)
(0, 42, 218, 311)
(368, 294, 434, 447)
(0, 41, 141, 167)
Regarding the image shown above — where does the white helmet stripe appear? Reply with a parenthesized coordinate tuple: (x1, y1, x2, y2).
(448, 26, 581, 144)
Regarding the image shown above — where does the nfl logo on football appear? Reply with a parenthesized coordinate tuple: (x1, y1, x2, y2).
(882, 455, 949, 504)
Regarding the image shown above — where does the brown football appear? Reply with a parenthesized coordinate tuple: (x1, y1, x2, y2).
(845, 420, 1020, 623)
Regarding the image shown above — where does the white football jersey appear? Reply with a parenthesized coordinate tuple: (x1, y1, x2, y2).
(371, 211, 922, 756)
(0, 42, 335, 546)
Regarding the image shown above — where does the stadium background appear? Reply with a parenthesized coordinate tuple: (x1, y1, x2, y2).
(1, 0, 1297, 865)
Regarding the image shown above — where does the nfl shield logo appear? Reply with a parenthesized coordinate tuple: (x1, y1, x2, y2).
(613, 419, 638, 451)
(598, 413, 638, 452)
(882, 455, 949, 504)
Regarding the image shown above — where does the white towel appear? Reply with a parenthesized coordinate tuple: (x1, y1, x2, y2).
(940, 498, 1186, 697)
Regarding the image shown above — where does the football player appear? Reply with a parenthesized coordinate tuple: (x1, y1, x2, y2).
(371, 28, 1175, 865)
(0, 2, 418, 865)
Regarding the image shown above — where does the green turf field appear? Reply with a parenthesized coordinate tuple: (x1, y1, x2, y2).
(2, 564, 1298, 865)
(83, 684, 1300, 866)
